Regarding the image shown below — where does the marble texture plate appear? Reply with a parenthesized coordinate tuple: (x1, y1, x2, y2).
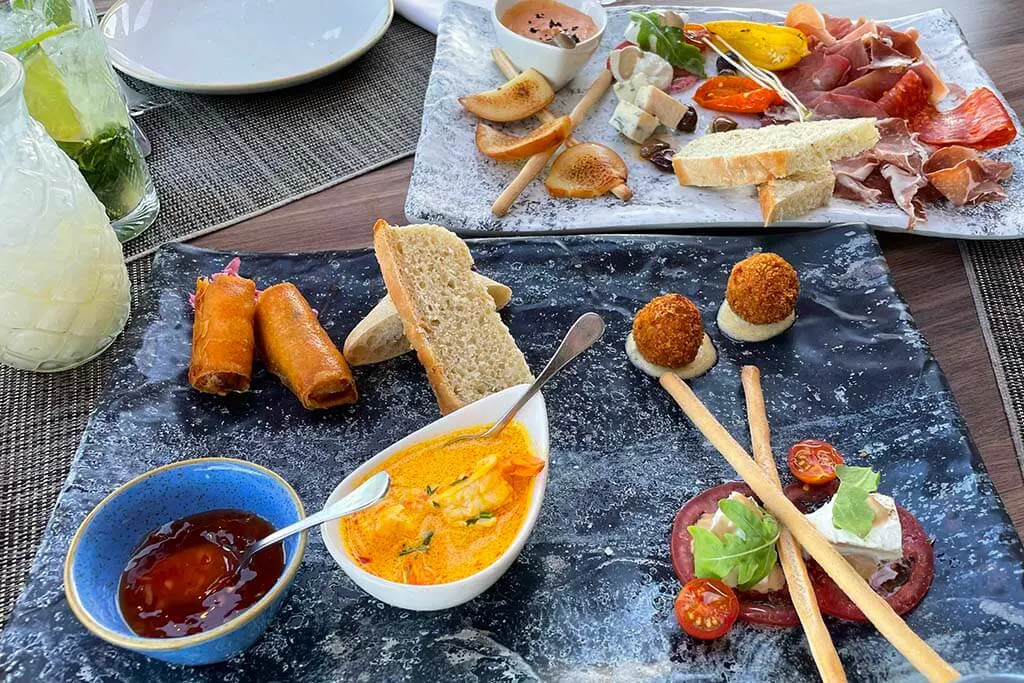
(2, 228, 1024, 681)
(405, 3, 1024, 239)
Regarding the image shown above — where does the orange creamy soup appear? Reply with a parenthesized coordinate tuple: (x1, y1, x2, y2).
(501, 0, 599, 46)
(341, 422, 544, 585)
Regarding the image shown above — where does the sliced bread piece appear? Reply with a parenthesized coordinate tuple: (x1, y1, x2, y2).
(673, 118, 879, 187)
(758, 165, 836, 225)
(343, 274, 513, 367)
(372, 220, 533, 414)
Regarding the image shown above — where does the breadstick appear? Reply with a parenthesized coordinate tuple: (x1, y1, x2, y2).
(492, 48, 632, 203)
(660, 373, 959, 683)
(741, 366, 847, 683)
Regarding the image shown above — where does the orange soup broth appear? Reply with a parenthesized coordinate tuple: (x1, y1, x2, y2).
(341, 422, 543, 585)
(500, 0, 599, 45)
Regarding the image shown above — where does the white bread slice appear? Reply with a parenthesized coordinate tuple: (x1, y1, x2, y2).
(343, 274, 513, 366)
(758, 165, 836, 225)
(673, 118, 879, 187)
(372, 220, 533, 414)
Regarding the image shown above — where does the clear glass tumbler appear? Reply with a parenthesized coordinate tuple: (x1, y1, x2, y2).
(0, 0, 159, 242)
(0, 51, 131, 372)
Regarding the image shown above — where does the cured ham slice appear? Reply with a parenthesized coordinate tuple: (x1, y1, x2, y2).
(877, 70, 930, 120)
(832, 70, 905, 102)
(811, 92, 888, 119)
(864, 37, 917, 71)
(779, 51, 851, 98)
(881, 165, 928, 227)
(911, 87, 1017, 150)
(824, 15, 856, 40)
(923, 145, 1014, 206)
(785, 3, 837, 46)
(834, 174, 885, 204)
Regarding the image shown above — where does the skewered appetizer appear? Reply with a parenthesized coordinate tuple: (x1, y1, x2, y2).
(717, 252, 799, 342)
(625, 293, 717, 378)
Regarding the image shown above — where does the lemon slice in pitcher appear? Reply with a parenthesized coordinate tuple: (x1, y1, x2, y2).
(21, 45, 84, 142)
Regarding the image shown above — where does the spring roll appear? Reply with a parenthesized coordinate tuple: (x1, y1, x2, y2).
(255, 282, 358, 409)
(188, 260, 257, 395)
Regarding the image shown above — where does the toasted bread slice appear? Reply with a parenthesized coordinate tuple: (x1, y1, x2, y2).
(372, 220, 533, 414)
(758, 165, 836, 224)
(545, 143, 628, 198)
(343, 274, 513, 366)
(673, 118, 879, 187)
(459, 68, 555, 122)
(475, 116, 572, 161)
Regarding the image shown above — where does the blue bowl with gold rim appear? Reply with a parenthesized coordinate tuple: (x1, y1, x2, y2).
(63, 457, 306, 665)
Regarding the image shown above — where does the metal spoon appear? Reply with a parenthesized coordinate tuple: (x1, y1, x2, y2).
(442, 312, 605, 448)
(552, 30, 577, 50)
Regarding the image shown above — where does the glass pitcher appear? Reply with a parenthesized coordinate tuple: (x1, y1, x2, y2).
(0, 0, 159, 242)
(0, 51, 130, 372)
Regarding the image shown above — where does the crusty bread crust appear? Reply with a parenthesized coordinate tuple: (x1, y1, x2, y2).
(673, 150, 795, 187)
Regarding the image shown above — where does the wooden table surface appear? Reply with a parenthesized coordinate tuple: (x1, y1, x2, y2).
(188, 0, 1024, 532)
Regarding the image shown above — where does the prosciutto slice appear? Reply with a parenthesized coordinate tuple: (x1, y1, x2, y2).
(923, 146, 1014, 206)
(784, 3, 837, 46)
(811, 92, 888, 119)
(912, 87, 1018, 150)
(864, 37, 917, 71)
(778, 51, 851, 98)
(832, 70, 905, 102)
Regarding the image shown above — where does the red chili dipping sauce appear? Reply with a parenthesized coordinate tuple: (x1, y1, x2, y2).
(501, 0, 599, 45)
(118, 509, 284, 638)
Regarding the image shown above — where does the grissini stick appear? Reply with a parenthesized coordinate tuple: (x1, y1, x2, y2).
(659, 372, 959, 683)
(492, 48, 632, 203)
(491, 69, 625, 216)
(741, 366, 847, 683)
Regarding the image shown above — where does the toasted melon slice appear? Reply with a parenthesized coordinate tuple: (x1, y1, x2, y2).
(545, 143, 628, 198)
(476, 116, 572, 161)
(459, 68, 555, 122)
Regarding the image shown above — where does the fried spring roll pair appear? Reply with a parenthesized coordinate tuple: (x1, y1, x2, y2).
(189, 261, 356, 409)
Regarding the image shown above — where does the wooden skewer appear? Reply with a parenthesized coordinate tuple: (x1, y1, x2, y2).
(659, 372, 960, 683)
(741, 366, 847, 683)
(489, 49, 632, 216)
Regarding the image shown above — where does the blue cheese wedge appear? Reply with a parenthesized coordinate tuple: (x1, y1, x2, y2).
(805, 493, 903, 565)
(610, 100, 658, 144)
(613, 72, 652, 104)
(635, 85, 688, 129)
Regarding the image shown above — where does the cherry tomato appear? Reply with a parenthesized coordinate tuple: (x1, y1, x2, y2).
(674, 578, 740, 640)
(787, 439, 845, 485)
(693, 75, 783, 114)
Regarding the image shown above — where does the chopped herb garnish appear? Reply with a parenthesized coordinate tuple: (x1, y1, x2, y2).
(465, 512, 494, 526)
(465, 517, 479, 526)
(478, 511, 494, 519)
(451, 475, 469, 486)
(398, 530, 434, 556)
(425, 485, 437, 495)
(431, 501, 440, 508)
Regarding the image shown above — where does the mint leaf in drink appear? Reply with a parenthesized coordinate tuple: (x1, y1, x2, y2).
(832, 465, 881, 538)
(59, 124, 146, 222)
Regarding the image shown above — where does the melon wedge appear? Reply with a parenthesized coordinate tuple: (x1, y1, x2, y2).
(545, 143, 628, 198)
(459, 68, 555, 122)
(476, 116, 572, 161)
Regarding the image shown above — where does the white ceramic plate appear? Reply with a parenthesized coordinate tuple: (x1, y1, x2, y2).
(321, 384, 550, 611)
(100, 0, 393, 94)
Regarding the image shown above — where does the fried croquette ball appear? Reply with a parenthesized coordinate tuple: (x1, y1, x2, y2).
(726, 253, 799, 325)
(632, 294, 704, 367)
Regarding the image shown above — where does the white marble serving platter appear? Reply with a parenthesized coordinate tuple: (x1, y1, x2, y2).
(406, 3, 1024, 238)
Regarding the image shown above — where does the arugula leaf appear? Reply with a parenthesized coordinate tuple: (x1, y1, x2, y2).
(688, 499, 779, 590)
(832, 465, 881, 538)
(627, 11, 705, 77)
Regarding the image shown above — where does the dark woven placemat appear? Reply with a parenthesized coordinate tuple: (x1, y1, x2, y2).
(963, 241, 1024, 471)
(0, 16, 436, 625)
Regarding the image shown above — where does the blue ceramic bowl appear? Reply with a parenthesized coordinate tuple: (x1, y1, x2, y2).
(64, 458, 306, 665)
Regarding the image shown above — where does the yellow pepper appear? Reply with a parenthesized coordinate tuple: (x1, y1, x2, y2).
(704, 20, 810, 71)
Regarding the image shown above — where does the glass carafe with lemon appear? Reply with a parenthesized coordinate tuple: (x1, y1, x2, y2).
(0, 51, 130, 372)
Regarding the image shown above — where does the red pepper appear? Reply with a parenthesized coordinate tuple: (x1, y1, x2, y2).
(693, 75, 783, 114)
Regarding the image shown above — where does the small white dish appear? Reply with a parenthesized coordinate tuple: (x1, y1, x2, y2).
(321, 384, 549, 611)
(100, 0, 393, 94)
(491, 0, 606, 90)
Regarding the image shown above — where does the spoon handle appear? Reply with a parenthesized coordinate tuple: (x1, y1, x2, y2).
(486, 312, 605, 437)
(245, 472, 390, 558)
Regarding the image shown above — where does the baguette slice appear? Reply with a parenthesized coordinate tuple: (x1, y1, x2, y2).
(758, 165, 836, 225)
(343, 274, 513, 366)
(673, 118, 879, 187)
(372, 220, 533, 414)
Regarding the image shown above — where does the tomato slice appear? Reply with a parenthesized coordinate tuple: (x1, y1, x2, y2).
(693, 76, 783, 114)
(675, 578, 740, 639)
(787, 439, 844, 485)
(683, 23, 710, 50)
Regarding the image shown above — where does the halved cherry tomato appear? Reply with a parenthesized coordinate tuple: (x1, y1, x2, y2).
(787, 439, 845, 485)
(674, 578, 740, 640)
(693, 75, 783, 114)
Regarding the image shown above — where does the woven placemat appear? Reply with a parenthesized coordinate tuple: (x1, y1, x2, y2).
(0, 17, 436, 625)
(963, 241, 1024, 473)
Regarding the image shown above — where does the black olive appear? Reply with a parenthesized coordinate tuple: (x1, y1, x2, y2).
(710, 116, 738, 133)
(639, 139, 671, 159)
(717, 67, 738, 77)
(677, 105, 698, 133)
(648, 148, 675, 172)
(716, 53, 738, 73)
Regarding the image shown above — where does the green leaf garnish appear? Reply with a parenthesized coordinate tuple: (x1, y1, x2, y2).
(627, 11, 706, 77)
(478, 511, 494, 519)
(688, 498, 779, 590)
(398, 530, 434, 556)
(425, 485, 436, 495)
(832, 465, 881, 538)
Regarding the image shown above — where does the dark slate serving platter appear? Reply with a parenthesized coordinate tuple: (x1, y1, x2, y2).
(2, 228, 1024, 682)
